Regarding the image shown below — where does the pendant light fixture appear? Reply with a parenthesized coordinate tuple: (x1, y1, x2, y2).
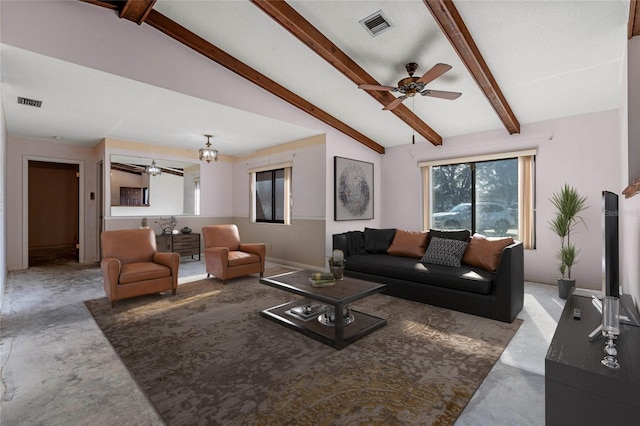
(145, 159, 162, 176)
(199, 134, 219, 163)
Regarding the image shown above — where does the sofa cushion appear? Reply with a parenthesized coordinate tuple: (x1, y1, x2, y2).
(387, 229, 429, 258)
(463, 234, 514, 272)
(421, 237, 469, 267)
(364, 228, 397, 253)
(345, 253, 493, 294)
(228, 251, 261, 267)
(119, 262, 171, 284)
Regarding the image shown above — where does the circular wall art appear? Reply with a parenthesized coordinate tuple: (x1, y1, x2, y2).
(334, 157, 374, 220)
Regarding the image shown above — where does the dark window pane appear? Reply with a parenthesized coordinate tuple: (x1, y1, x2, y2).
(256, 171, 273, 221)
(255, 168, 286, 223)
(274, 169, 285, 221)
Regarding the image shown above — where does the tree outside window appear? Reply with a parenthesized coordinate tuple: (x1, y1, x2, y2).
(431, 158, 518, 238)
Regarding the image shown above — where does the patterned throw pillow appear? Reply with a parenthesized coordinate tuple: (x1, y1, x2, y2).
(421, 236, 469, 267)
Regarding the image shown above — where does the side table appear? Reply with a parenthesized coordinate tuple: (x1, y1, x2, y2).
(156, 233, 201, 261)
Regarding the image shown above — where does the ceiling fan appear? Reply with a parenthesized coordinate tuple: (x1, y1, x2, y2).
(358, 62, 462, 111)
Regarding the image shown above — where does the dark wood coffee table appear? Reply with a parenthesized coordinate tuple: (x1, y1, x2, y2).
(259, 270, 387, 349)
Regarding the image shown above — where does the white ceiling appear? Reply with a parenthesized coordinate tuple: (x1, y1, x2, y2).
(0, 0, 631, 154)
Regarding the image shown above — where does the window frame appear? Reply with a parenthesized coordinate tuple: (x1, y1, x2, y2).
(255, 168, 285, 224)
(419, 149, 536, 248)
(249, 163, 292, 225)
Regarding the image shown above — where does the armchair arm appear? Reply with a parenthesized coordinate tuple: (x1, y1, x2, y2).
(153, 252, 180, 291)
(239, 243, 266, 260)
(153, 252, 179, 268)
(205, 247, 229, 279)
(205, 246, 229, 259)
(100, 257, 121, 302)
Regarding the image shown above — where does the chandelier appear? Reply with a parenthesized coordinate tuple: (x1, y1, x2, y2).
(145, 159, 161, 176)
(199, 134, 219, 163)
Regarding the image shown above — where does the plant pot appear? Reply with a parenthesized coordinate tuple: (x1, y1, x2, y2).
(557, 278, 576, 299)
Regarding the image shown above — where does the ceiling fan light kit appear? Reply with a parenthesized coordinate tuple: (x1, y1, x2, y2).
(358, 62, 462, 111)
(199, 134, 219, 163)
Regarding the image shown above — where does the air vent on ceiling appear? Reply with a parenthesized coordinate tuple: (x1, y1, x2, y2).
(359, 10, 393, 37)
(17, 97, 42, 108)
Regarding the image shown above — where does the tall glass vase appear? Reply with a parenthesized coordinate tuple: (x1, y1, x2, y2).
(601, 296, 621, 369)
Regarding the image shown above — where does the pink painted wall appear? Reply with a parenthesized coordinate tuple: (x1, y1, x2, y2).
(0, 0, 348, 145)
(6, 136, 99, 270)
(382, 110, 622, 290)
(1, 0, 384, 268)
(1, 0, 636, 300)
(325, 135, 383, 255)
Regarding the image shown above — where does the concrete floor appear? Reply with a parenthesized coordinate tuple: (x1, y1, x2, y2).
(1, 259, 564, 425)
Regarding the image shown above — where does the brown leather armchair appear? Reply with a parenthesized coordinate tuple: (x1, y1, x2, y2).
(202, 224, 266, 284)
(100, 228, 180, 307)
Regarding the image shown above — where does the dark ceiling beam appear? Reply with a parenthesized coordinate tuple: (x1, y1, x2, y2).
(629, 0, 640, 39)
(423, 0, 520, 134)
(78, 0, 384, 153)
(144, 10, 385, 154)
(119, 0, 156, 25)
(251, 0, 443, 146)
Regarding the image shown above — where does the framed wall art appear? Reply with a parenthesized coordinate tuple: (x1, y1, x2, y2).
(334, 156, 374, 221)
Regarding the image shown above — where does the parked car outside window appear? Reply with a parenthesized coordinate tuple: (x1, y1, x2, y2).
(432, 202, 514, 235)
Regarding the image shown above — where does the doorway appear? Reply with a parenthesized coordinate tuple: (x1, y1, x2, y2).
(28, 160, 80, 266)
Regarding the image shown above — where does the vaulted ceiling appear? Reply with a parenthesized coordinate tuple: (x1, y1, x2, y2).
(0, 0, 634, 155)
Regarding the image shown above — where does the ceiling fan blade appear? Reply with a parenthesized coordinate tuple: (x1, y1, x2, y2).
(417, 63, 452, 85)
(358, 84, 396, 92)
(383, 96, 407, 110)
(421, 89, 462, 100)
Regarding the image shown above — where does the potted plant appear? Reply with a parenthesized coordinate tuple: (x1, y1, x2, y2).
(549, 184, 589, 299)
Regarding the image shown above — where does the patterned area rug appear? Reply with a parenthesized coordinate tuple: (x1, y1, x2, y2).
(85, 267, 522, 425)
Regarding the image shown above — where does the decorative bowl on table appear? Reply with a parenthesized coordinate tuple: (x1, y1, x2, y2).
(180, 227, 192, 234)
(318, 306, 354, 326)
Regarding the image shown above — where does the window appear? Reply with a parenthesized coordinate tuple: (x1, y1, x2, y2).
(420, 150, 536, 248)
(250, 164, 292, 224)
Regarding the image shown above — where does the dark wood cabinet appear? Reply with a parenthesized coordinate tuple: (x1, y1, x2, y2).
(545, 294, 640, 425)
(156, 233, 201, 261)
(119, 187, 143, 206)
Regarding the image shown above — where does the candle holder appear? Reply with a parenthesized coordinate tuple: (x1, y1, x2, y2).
(328, 249, 345, 280)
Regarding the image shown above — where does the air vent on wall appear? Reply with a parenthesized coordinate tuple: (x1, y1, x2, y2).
(17, 97, 42, 108)
(359, 10, 393, 37)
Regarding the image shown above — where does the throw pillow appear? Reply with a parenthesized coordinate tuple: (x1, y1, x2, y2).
(463, 234, 515, 272)
(429, 229, 471, 242)
(364, 228, 397, 253)
(387, 229, 429, 258)
(421, 236, 469, 267)
(345, 231, 366, 256)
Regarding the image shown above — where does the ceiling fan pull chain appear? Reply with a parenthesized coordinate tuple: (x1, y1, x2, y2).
(412, 97, 416, 144)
